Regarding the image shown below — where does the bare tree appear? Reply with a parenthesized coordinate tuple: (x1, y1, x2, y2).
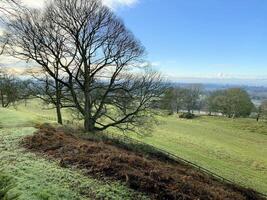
(0, 68, 31, 107)
(0, 70, 16, 107)
(1, 0, 162, 132)
(29, 70, 66, 124)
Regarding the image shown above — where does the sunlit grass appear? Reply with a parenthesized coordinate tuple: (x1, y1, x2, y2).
(1, 99, 267, 195)
(128, 115, 267, 194)
(0, 104, 148, 200)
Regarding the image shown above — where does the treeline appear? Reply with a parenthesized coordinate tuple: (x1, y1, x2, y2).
(160, 85, 267, 120)
(160, 85, 203, 114)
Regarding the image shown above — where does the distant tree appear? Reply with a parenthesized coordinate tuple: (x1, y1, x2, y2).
(176, 88, 188, 113)
(207, 88, 254, 118)
(0, 69, 31, 108)
(257, 100, 267, 121)
(182, 85, 202, 113)
(160, 87, 177, 114)
(160, 85, 202, 114)
(207, 90, 226, 115)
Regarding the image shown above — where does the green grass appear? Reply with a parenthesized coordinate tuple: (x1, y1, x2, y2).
(129, 115, 267, 194)
(2, 99, 267, 195)
(0, 104, 148, 200)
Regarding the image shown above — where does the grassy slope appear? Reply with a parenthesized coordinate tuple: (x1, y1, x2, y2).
(132, 115, 267, 194)
(0, 108, 148, 200)
(5, 99, 267, 194)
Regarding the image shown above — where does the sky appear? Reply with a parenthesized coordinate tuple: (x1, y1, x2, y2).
(114, 0, 267, 85)
(1, 0, 267, 86)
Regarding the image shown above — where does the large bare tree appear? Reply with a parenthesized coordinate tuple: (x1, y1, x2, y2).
(1, 0, 162, 132)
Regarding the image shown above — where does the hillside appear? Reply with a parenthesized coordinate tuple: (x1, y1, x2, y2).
(1, 101, 267, 197)
(0, 108, 148, 200)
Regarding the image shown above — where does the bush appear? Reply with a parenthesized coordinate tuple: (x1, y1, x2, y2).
(0, 171, 19, 200)
(179, 112, 195, 119)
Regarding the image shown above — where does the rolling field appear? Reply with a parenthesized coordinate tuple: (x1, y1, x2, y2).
(1, 100, 267, 195)
(131, 115, 267, 194)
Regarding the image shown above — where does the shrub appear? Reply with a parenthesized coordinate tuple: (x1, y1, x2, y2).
(0, 171, 19, 200)
(179, 112, 195, 119)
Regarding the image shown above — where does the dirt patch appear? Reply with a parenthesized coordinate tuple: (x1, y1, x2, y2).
(22, 125, 265, 200)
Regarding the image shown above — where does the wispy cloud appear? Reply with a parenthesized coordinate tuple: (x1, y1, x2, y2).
(151, 61, 161, 67)
(19, 0, 138, 9)
(103, 0, 138, 9)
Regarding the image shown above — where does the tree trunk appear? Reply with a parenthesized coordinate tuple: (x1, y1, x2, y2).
(256, 113, 260, 122)
(84, 65, 95, 132)
(0, 91, 4, 108)
(56, 104, 63, 124)
(84, 89, 96, 132)
(55, 80, 63, 125)
(84, 117, 95, 132)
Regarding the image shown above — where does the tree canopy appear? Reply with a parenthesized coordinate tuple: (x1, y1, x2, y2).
(207, 88, 254, 118)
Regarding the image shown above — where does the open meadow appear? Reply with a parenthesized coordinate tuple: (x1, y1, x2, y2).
(130, 115, 267, 194)
(0, 99, 266, 196)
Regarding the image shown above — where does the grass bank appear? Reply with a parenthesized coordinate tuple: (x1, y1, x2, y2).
(0, 108, 148, 200)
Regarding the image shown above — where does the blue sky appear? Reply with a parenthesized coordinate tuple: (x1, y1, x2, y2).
(1, 0, 267, 85)
(115, 0, 267, 85)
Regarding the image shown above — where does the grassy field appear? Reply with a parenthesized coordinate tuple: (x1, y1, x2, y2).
(0, 107, 148, 200)
(130, 115, 267, 194)
(1, 100, 267, 195)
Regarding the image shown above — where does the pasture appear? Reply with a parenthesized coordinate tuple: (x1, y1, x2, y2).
(131, 115, 267, 194)
(1, 100, 267, 195)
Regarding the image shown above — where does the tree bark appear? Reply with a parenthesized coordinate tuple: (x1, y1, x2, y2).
(0, 91, 4, 107)
(56, 104, 63, 124)
(84, 88, 95, 132)
(55, 79, 63, 125)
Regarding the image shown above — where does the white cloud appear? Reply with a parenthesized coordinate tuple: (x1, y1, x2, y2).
(20, 0, 45, 8)
(19, 0, 138, 9)
(102, 0, 138, 9)
(151, 61, 161, 67)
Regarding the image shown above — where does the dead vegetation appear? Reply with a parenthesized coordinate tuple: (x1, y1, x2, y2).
(22, 124, 265, 200)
